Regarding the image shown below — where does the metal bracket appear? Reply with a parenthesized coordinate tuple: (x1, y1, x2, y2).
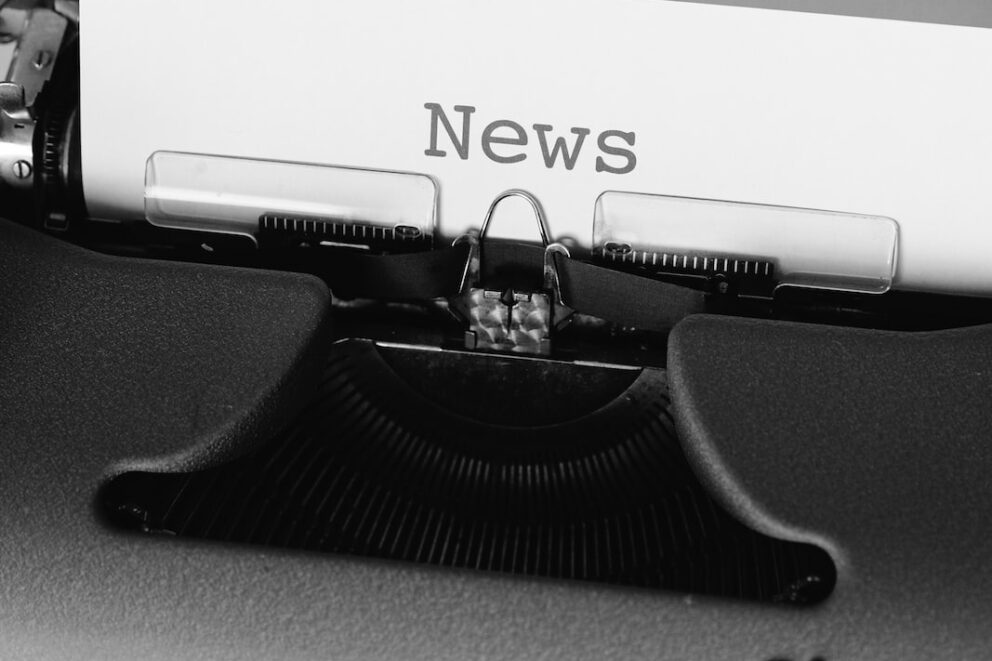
(457, 190, 572, 356)
(0, 5, 67, 193)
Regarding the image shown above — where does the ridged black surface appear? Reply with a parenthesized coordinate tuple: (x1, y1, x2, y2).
(103, 340, 834, 603)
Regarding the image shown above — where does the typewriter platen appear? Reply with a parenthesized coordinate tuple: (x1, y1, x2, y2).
(4, 1, 992, 659)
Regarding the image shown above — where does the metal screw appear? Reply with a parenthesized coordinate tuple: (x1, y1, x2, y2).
(32, 50, 53, 70)
(13, 160, 31, 179)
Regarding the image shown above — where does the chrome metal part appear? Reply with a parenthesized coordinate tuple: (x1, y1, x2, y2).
(478, 189, 552, 247)
(460, 190, 567, 356)
(0, 5, 67, 192)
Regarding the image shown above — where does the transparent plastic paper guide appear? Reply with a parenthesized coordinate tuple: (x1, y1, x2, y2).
(594, 192, 898, 294)
(144, 152, 438, 239)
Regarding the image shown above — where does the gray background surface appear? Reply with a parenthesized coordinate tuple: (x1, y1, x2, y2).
(680, 0, 992, 28)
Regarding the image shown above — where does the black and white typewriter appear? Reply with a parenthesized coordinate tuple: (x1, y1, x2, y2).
(2, 1, 992, 658)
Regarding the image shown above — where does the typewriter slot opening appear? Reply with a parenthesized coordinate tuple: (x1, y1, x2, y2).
(99, 332, 835, 606)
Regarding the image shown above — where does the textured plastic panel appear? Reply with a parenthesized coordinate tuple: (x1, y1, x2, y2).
(668, 315, 992, 658)
(4, 217, 992, 658)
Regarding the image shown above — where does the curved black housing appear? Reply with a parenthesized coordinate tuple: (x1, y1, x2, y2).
(4, 217, 992, 658)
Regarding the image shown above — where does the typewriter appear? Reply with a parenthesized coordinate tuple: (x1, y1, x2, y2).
(2, 1, 992, 659)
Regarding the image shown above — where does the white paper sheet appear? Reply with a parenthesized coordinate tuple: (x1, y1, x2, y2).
(80, 0, 992, 295)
